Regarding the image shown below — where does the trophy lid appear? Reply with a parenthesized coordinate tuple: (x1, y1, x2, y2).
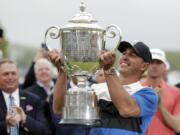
(62, 2, 104, 31)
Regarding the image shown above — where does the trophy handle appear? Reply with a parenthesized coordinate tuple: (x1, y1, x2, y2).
(104, 24, 122, 51)
(104, 25, 122, 72)
(44, 26, 61, 51)
(44, 26, 68, 72)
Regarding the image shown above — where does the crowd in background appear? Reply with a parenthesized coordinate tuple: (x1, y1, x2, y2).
(0, 41, 180, 135)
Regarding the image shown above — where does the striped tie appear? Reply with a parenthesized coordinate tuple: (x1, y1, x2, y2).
(8, 95, 19, 135)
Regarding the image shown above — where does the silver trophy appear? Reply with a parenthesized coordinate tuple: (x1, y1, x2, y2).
(44, 2, 122, 126)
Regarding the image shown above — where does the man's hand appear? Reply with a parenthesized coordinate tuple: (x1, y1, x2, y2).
(6, 107, 26, 127)
(16, 107, 27, 123)
(155, 86, 164, 109)
(47, 49, 64, 72)
(98, 50, 116, 70)
(6, 115, 17, 127)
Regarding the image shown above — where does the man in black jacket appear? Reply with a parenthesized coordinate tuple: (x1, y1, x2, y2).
(25, 58, 57, 135)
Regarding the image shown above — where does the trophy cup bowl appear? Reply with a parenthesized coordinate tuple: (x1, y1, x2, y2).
(44, 2, 122, 126)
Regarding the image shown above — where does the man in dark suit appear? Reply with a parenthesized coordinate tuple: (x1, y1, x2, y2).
(25, 58, 55, 103)
(25, 58, 57, 135)
(0, 59, 50, 135)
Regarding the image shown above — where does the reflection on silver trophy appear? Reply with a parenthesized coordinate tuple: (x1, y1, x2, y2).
(44, 2, 122, 126)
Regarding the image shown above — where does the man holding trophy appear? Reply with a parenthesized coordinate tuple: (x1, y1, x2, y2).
(48, 40, 158, 135)
(44, 2, 158, 134)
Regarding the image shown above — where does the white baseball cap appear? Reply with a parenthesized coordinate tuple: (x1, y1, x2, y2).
(150, 48, 167, 64)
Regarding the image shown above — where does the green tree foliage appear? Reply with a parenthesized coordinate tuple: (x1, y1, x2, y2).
(166, 51, 180, 70)
(0, 39, 9, 58)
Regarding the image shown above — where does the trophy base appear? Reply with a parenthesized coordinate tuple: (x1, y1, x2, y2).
(59, 119, 101, 127)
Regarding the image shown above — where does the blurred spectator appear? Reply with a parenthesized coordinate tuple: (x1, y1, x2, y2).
(67, 68, 106, 89)
(25, 58, 55, 102)
(143, 48, 180, 135)
(0, 59, 49, 135)
(21, 44, 49, 89)
(95, 69, 106, 84)
(67, 75, 78, 89)
(25, 58, 56, 135)
(88, 68, 106, 86)
(163, 60, 170, 82)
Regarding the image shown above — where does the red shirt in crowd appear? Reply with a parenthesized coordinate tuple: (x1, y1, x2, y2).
(143, 80, 180, 135)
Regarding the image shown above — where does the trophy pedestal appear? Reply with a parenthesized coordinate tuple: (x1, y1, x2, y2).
(58, 119, 101, 135)
(59, 119, 101, 127)
(59, 88, 101, 127)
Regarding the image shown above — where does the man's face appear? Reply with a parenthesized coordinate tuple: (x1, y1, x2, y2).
(119, 48, 146, 76)
(35, 63, 52, 84)
(147, 59, 166, 78)
(0, 63, 19, 93)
